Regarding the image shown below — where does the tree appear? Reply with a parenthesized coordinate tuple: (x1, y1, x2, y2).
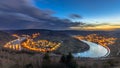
(66, 52, 74, 63)
(25, 63, 33, 68)
(68, 61, 78, 68)
(60, 54, 66, 63)
(43, 53, 50, 62)
(59, 52, 78, 68)
(42, 53, 51, 68)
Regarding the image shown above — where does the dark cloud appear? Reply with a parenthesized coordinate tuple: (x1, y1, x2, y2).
(69, 14, 82, 19)
(0, 0, 81, 30)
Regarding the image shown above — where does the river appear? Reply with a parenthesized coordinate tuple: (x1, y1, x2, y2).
(73, 40, 110, 58)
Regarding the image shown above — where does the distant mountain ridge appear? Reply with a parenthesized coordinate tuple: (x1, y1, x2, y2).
(3, 29, 117, 36)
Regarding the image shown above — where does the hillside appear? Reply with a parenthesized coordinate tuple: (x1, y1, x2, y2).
(0, 31, 14, 46)
(3, 29, 89, 54)
(3, 29, 120, 56)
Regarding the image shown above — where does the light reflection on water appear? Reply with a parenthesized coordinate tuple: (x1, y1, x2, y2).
(73, 40, 110, 58)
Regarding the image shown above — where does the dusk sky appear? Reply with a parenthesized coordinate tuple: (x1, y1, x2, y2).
(35, 0, 120, 23)
(0, 0, 120, 30)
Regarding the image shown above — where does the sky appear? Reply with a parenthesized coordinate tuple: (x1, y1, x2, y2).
(34, 0, 120, 30)
(0, 0, 120, 30)
(34, 0, 120, 23)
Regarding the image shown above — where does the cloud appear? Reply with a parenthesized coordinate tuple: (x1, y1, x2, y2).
(0, 0, 81, 30)
(69, 14, 82, 19)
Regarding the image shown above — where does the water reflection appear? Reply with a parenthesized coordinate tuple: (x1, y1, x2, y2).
(73, 40, 110, 58)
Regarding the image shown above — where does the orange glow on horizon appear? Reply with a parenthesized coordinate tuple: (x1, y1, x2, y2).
(70, 25, 120, 31)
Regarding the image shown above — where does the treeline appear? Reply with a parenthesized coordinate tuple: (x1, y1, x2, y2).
(24, 52, 78, 68)
(0, 49, 120, 68)
(0, 49, 78, 68)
